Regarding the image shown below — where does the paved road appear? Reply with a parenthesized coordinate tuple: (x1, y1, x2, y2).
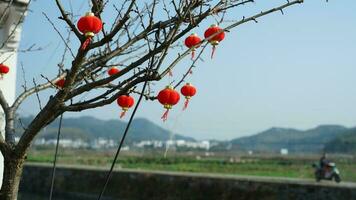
(219, 174, 356, 188)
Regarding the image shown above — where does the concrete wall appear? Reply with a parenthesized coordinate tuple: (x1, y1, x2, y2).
(19, 164, 356, 200)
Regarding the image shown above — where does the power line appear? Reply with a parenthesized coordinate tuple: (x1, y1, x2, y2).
(96, 78, 149, 200)
(49, 113, 63, 200)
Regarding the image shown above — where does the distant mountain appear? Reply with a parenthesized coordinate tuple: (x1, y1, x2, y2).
(15, 116, 355, 153)
(324, 128, 356, 153)
(228, 125, 348, 153)
(16, 116, 195, 143)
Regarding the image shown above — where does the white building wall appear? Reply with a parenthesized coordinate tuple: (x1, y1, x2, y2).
(0, 0, 29, 186)
(0, 52, 17, 102)
(0, 52, 18, 187)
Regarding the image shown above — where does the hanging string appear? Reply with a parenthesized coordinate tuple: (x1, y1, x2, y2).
(162, 44, 202, 157)
(163, 109, 184, 158)
(97, 79, 149, 200)
(49, 113, 63, 200)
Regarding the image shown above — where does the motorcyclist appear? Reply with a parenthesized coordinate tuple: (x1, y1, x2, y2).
(313, 153, 341, 183)
(319, 153, 328, 170)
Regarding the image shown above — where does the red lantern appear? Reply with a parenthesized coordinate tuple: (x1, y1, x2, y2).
(0, 64, 9, 79)
(55, 78, 65, 89)
(77, 12, 103, 50)
(157, 86, 180, 121)
(117, 95, 135, 118)
(204, 24, 225, 59)
(107, 67, 120, 76)
(185, 33, 201, 59)
(180, 83, 197, 110)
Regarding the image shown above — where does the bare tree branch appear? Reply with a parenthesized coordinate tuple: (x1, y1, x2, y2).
(55, 0, 83, 40)
(3, 0, 305, 164)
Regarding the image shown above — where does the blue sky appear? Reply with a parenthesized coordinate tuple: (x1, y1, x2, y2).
(16, 1, 356, 140)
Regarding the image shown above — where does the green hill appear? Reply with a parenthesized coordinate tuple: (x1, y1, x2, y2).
(324, 128, 356, 153)
(229, 125, 348, 153)
(16, 116, 195, 143)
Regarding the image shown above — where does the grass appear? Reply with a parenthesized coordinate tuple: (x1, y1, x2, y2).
(26, 149, 356, 182)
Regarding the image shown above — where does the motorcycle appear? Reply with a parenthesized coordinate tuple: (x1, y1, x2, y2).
(312, 162, 341, 183)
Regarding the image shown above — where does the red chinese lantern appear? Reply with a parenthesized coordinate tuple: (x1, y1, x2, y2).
(157, 86, 180, 121)
(185, 33, 201, 59)
(77, 12, 103, 50)
(55, 78, 65, 89)
(117, 95, 135, 118)
(180, 83, 197, 110)
(0, 64, 9, 79)
(107, 67, 120, 76)
(204, 24, 225, 59)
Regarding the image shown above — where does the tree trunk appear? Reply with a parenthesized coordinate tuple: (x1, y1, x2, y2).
(0, 156, 24, 200)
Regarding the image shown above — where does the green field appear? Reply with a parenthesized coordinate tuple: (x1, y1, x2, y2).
(26, 149, 356, 182)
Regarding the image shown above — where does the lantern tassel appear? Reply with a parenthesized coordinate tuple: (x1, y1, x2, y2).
(120, 111, 126, 118)
(183, 99, 190, 111)
(191, 50, 195, 60)
(161, 109, 169, 121)
(211, 45, 216, 59)
(81, 37, 92, 50)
